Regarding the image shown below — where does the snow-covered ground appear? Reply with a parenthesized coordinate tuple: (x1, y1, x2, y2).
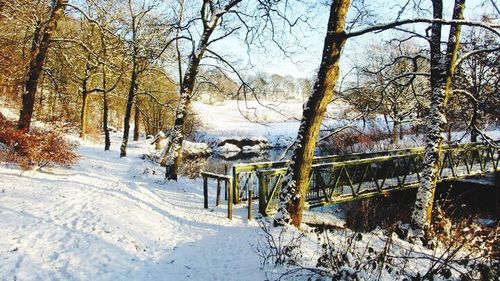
(192, 100, 350, 147)
(0, 134, 266, 281)
(1, 101, 497, 281)
(193, 100, 500, 152)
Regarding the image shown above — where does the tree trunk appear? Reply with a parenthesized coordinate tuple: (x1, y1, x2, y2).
(120, 60, 138, 157)
(274, 0, 350, 228)
(384, 114, 392, 135)
(411, 0, 465, 238)
(80, 85, 89, 138)
(470, 98, 478, 142)
(102, 66, 111, 150)
(99, 31, 111, 151)
(18, 1, 66, 131)
(161, 2, 224, 180)
(133, 101, 141, 141)
(392, 120, 400, 145)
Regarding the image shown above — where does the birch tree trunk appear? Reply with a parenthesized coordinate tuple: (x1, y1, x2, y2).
(411, 0, 465, 238)
(18, 0, 66, 131)
(274, 0, 351, 228)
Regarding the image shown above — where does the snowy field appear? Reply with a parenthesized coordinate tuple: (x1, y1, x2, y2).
(193, 100, 500, 150)
(192, 100, 351, 146)
(0, 134, 266, 281)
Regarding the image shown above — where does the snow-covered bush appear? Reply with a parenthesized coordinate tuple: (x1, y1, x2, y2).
(258, 220, 499, 281)
(257, 221, 305, 268)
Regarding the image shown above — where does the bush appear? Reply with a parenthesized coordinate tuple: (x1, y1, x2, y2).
(318, 127, 391, 155)
(0, 119, 78, 170)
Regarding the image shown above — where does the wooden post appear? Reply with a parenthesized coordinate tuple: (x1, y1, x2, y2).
(203, 176, 208, 209)
(248, 190, 253, 220)
(228, 178, 233, 220)
(232, 166, 239, 204)
(216, 180, 221, 207)
(258, 171, 269, 216)
(224, 165, 228, 200)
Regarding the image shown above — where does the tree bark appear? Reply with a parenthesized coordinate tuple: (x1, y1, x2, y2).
(80, 60, 92, 138)
(274, 0, 350, 228)
(98, 30, 111, 151)
(470, 97, 478, 142)
(102, 63, 111, 150)
(80, 82, 89, 138)
(411, 0, 465, 238)
(18, 0, 66, 131)
(103, 89, 111, 150)
(133, 100, 141, 141)
(120, 63, 138, 157)
(392, 120, 400, 145)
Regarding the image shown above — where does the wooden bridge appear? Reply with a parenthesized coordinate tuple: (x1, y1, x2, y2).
(201, 142, 499, 219)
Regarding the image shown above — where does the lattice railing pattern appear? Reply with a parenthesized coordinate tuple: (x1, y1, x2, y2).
(257, 143, 499, 216)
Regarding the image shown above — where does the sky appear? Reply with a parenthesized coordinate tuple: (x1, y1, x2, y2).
(208, 0, 497, 80)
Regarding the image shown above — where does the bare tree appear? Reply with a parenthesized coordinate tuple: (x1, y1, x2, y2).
(410, 0, 466, 239)
(452, 25, 500, 142)
(159, 0, 244, 180)
(343, 43, 429, 145)
(17, 0, 67, 131)
(119, 0, 170, 157)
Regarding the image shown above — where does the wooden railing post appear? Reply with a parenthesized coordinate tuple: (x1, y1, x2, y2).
(248, 190, 253, 220)
(228, 178, 233, 220)
(216, 180, 221, 207)
(232, 166, 239, 204)
(203, 175, 208, 209)
(258, 171, 269, 216)
(224, 165, 228, 200)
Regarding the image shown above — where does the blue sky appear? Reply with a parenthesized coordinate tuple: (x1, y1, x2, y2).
(208, 0, 496, 80)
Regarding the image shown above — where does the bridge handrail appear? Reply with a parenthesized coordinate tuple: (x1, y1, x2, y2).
(201, 171, 234, 220)
(256, 142, 499, 216)
(231, 141, 499, 203)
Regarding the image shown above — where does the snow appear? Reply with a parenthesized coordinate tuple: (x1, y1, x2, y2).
(0, 133, 265, 281)
(183, 140, 211, 157)
(1, 100, 497, 280)
(262, 223, 490, 281)
(192, 100, 348, 147)
(214, 143, 241, 153)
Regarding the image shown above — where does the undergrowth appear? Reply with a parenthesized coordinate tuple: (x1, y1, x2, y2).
(257, 204, 499, 281)
(0, 119, 78, 170)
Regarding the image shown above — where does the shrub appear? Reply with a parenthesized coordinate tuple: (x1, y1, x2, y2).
(318, 127, 391, 155)
(0, 119, 78, 170)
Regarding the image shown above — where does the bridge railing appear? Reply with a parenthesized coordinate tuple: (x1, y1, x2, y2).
(231, 146, 427, 203)
(257, 142, 499, 216)
(201, 172, 234, 220)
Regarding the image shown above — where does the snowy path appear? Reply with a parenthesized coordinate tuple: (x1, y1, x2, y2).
(0, 138, 265, 281)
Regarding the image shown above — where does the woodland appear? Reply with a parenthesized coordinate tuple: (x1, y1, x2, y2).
(0, 0, 499, 280)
